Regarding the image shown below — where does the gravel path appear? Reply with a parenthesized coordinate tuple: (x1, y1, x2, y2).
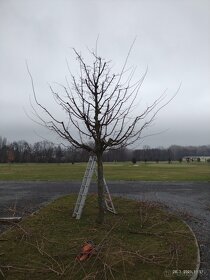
(0, 180, 209, 279)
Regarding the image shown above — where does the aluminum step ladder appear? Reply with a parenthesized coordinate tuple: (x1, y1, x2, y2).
(72, 156, 116, 219)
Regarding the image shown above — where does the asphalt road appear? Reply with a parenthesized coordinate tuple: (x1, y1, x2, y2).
(0, 180, 209, 279)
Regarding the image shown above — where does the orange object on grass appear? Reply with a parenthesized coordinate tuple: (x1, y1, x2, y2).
(77, 241, 94, 261)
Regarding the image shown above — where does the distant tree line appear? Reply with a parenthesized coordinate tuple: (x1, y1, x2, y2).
(0, 136, 210, 163)
(132, 145, 210, 163)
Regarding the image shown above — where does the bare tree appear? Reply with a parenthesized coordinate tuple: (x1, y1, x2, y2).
(28, 45, 178, 223)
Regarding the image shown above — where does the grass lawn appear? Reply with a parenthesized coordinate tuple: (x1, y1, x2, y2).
(0, 161, 209, 181)
(0, 195, 198, 280)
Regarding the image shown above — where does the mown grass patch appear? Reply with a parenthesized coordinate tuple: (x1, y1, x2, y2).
(0, 163, 86, 181)
(0, 195, 197, 279)
(0, 161, 210, 181)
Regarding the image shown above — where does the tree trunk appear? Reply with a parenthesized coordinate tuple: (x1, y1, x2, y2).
(96, 152, 105, 224)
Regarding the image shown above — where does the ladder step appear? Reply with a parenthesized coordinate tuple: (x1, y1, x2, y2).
(106, 208, 117, 214)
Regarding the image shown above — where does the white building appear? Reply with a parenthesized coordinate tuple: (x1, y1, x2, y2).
(182, 156, 210, 162)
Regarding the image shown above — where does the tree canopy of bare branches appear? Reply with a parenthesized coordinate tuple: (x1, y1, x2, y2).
(28, 46, 178, 223)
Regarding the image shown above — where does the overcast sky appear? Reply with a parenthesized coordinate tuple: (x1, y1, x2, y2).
(0, 0, 209, 148)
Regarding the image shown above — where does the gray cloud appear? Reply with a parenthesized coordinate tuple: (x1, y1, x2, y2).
(0, 0, 209, 147)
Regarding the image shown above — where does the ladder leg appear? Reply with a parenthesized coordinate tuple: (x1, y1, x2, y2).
(72, 156, 96, 219)
(94, 165, 117, 215)
(104, 178, 117, 214)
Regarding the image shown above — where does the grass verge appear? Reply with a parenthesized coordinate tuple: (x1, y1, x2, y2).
(0, 195, 197, 279)
(0, 161, 210, 181)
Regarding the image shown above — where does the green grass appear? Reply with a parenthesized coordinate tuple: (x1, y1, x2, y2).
(0, 195, 197, 279)
(0, 161, 210, 181)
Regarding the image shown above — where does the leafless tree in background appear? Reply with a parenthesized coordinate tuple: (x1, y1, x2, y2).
(28, 45, 178, 223)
